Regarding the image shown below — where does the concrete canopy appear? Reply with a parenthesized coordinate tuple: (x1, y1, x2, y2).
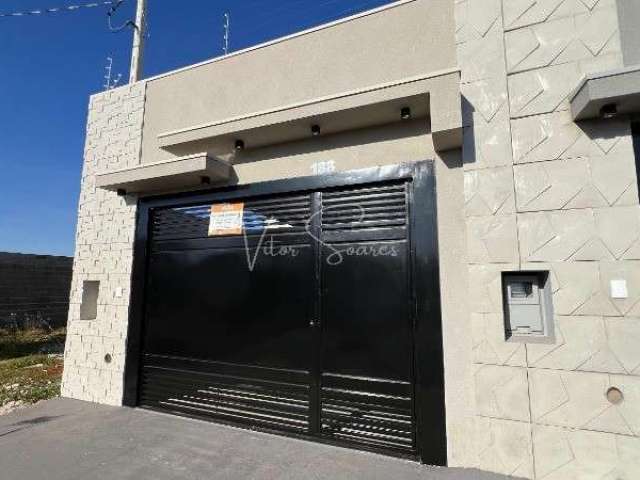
(570, 66, 640, 121)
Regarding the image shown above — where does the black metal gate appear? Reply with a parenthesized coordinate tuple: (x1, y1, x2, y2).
(124, 162, 446, 465)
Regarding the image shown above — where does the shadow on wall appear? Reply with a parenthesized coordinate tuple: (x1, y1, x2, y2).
(574, 116, 631, 144)
(231, 118, 432, 165)
(460, 90, 632, 167)
(460, 96, 477, 167)
(163, 117, 433, 174)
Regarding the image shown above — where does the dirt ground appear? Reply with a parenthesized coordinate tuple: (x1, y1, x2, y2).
(0, 328, 65, 415)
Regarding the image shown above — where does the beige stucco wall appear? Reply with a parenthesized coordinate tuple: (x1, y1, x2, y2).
(140, 0, 457, 164)
(457, 0, 640, 477)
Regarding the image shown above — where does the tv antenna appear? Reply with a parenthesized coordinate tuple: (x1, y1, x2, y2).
(104, 56, 123, 90)
(223, 12, 230, 55)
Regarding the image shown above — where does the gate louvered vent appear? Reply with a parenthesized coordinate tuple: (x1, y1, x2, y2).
(139, 357, 311, 434)
(320, 374, 415, 454)
(151, 193, 312, 242)
(321, 182, 408, 230)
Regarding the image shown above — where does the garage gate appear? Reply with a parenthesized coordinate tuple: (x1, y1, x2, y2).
(124, 162, 446, 465)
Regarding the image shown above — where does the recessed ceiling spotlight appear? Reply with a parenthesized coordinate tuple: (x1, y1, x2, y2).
(600, 103, 618, 119)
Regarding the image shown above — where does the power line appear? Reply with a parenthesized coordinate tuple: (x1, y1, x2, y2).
(0, 1, 116, 19)
(107, 0, 133, 32)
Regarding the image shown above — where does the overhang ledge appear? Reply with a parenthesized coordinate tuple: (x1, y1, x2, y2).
(95, 153, 231, 194)
(156, 68, 462, 153)
(571, 65, 640, 121)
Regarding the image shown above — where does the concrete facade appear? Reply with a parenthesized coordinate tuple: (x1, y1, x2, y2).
(62, 0, 640, 477)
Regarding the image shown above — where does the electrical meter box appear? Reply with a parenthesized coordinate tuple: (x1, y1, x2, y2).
(502, 271, 553, 340)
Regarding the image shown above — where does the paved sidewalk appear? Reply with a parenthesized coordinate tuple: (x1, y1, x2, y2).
(0, 398, 520, 480)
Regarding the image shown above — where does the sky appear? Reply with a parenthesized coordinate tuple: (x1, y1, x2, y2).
(0, 0, 392, 257)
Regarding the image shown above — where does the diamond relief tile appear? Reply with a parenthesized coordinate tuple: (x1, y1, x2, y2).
(526, 316, 610, 371)
(578, 0, 601, 9)
(590, 155, 639, 207)
(508, 62, 582, 118)
(594, 207, 640, 260)
(576, 8, 618, 55)
(532, 425, 634, 480)
(463, 104, 514, 169)
(467, 215, 519, 264)
(518, 209, 597, 262)
(604, 318, 640, 375)
(518, 207, 640, 263)
(505, 28, 541, 72)
(505, 0, 613, 31)
(465, 166, 516, 216)
(454, 0, 468, 44)
(579, 120, 632, 155)
(468, 264, 514, 314)
(513, 155, 638, 212)
(462, 77, 508, 123)
(476, 417, 534, 478)
(503, 0, 543, 30)
(511, 112, 632, 164)
(458, 22, 506, 83)
(514, 158, 595, 212)
(472, 313, 527, 366)
(521, 261, 624, 317)
(506, 17, 572, 72)
(475, 365, 531, 421)
(468, 0, 502, 37)
(529, 369, 640, 436)
(505, 8, 618, 73)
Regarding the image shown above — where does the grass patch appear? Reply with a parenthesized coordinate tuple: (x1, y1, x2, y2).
(0, 328, 66, 409)
(0, 354, 63, 406)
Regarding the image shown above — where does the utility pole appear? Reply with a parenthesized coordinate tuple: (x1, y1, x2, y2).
(223, 12, 230, 55)
(129, 0, 147, 83)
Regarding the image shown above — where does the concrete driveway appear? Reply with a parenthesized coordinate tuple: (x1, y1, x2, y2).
(0, 398, 519, 480)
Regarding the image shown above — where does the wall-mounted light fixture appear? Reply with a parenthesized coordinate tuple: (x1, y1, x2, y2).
(200, 176, 211, 185)
(400, 107, 412, 120)
(600, 103, 618, 119)
(116, 189, 127, 197)
(311, 125, 321, 136)
(234, 139, 245, 150)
